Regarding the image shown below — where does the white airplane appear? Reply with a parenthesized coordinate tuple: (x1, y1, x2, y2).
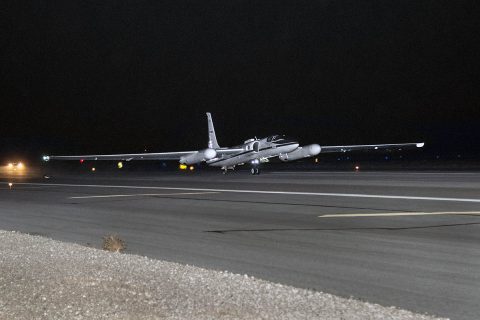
(43, 112, 424, 175)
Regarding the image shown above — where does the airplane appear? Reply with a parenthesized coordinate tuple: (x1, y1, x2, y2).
(43, 112, 424, 175)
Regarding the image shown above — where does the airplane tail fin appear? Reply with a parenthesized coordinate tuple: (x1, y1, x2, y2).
(206, 112, 220, 149)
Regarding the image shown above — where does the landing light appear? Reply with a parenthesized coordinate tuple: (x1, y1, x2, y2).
(8, 182, 13, 189)
(117, 162, 123, 169)
(189, 166, 194, 171)
(179, 164, 187, 170)
(355, 165, 360, 171)
(91, 167, 96, 172)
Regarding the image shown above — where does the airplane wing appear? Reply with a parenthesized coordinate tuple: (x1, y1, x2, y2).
(320, 142, 424, 153)
(44, 148, 245, 161)
(45, 151, 196, 161)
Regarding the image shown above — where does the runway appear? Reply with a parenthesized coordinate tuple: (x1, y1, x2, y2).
(1, 169, 479, 319)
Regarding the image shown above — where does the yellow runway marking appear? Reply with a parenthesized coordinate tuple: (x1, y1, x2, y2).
(319, 211, 480, 218)
(69, 192, 219, 199)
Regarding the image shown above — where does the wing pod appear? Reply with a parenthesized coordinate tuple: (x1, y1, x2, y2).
(279, 144, 321, 162)
(180, 148, 217, 165)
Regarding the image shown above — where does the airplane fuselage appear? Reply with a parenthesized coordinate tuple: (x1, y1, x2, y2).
(207, 135, 299, 168)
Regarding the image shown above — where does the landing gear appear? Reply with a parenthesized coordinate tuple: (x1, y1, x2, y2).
(222, 166, 235, 174)
(250, 159, 260, 175)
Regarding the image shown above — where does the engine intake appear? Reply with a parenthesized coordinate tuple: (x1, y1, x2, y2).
(180, 148, 217, 165)
(279, 144, 321, 162)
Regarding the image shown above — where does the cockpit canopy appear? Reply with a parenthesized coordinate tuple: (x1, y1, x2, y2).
(266, 134, 295, 143)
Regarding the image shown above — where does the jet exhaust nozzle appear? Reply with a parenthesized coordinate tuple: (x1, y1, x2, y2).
(279, 144, 321, 162)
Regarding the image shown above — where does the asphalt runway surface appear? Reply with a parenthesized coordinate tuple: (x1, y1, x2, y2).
(1, 168, 479, 319)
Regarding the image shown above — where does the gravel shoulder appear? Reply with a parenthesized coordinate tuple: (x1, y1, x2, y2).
(0, 230, 445, 320)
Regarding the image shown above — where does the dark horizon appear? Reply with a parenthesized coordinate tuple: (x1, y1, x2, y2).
(2, 1, 479, 161)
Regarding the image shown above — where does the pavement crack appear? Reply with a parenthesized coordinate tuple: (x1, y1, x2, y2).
(205, 222, 480, 234)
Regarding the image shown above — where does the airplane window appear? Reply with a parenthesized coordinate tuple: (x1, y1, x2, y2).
(268, 134, 289, 142)
(273, 135, 283, 141)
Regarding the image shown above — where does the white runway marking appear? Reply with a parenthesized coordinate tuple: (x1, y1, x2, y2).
(319, 211, 480, 218)
(1, 185, 57, 190)
(69, 192, 219, 199)
(270, 171, 480, 176)
(11, 182, 480, 203)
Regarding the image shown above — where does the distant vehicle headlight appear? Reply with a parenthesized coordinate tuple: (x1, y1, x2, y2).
(17, 162, 24, 169)
(8, 163, 13, 168)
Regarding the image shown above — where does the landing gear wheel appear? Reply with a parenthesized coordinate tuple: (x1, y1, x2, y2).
(251, 168, 260, 175)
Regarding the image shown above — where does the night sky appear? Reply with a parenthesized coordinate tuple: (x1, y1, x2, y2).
(1, 1, 479, 160)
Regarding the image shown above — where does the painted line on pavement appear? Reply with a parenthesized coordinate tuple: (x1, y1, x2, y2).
(319, 211, 480, 218)
(10, 182, 480, 203)
(69, 192, 219, 199)
(270, 171, 480, 176)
